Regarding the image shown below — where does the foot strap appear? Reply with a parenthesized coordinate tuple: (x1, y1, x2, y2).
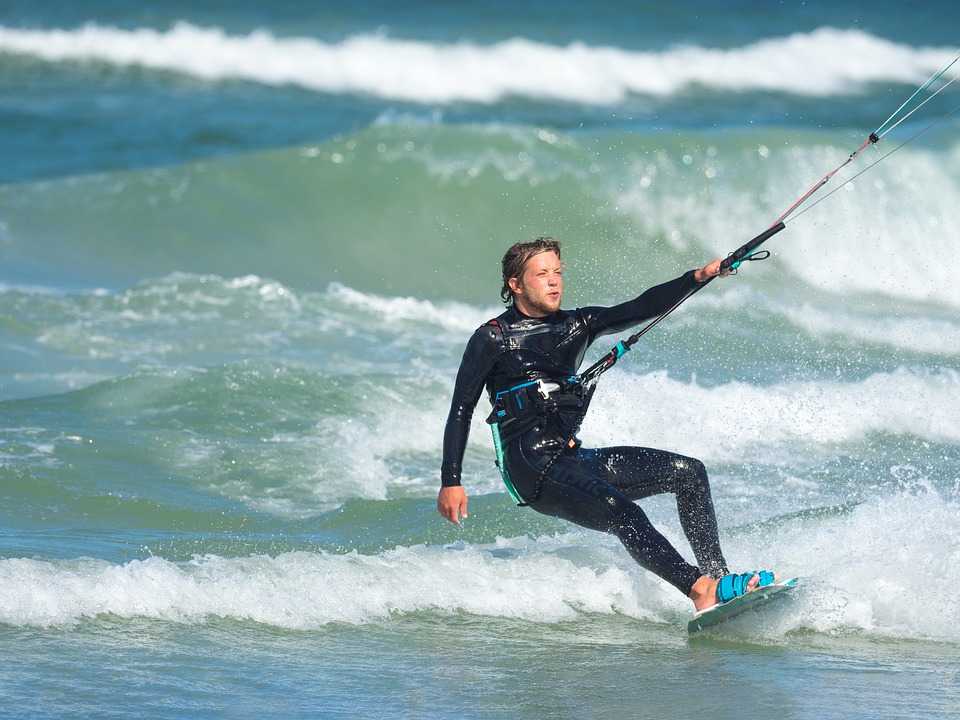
(716, 570, 775, 604)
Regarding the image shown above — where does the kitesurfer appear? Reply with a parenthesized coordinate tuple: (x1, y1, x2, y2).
(437, 237, 775, 610)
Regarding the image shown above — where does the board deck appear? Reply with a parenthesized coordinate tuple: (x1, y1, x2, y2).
(687, 577, 799, 634)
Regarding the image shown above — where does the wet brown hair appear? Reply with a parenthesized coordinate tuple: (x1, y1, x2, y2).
(500, 237, 561, 305)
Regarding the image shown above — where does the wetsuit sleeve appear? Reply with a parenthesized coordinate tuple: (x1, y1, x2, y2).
(580, 270, 699, 340)
(440, 325, 501, 487)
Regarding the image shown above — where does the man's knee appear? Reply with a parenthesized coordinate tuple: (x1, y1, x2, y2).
(672, 455, 708, 492)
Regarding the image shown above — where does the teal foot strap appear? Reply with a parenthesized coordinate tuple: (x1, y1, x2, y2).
(716, 569, 776, 604)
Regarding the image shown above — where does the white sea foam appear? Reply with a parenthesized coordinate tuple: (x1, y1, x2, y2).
(325, 282, 498, 334)
(0, 282, 70, 296)
(2, 490, 956, 642)
(725, 489, 960, 642)
(779, 302, 960, 356)
(769, 148, 960, 308)
(192, 349, 958, 512)
(691, 286, 960, 356)
(0, 23, 954, 103)
(249, 387, 465, 514)
(582, 367, 960, 463)
(617, 140, 960, 308)
(226, 365, 959, 512)
(20, 275, 499, 365)
(0, 536, 665, 628)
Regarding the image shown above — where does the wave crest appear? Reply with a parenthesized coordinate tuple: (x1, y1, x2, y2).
(0, 23, 954, 103)
(3, 489, 957, 643)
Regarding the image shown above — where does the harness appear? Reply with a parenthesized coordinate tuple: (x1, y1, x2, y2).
(483, 318, 595, 506)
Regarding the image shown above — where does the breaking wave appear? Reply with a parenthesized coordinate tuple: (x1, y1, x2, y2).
(0, 24, 954, 103)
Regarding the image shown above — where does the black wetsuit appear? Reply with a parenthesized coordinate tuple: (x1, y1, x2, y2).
(441, 270, 728, 596)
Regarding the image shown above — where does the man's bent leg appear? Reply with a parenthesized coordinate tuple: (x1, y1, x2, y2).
(582, 446, 729, 578)
(528, 456, 701, 595)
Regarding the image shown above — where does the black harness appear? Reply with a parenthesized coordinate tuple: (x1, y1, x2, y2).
(482, 318, 595, 505)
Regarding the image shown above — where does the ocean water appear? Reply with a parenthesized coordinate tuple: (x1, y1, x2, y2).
(1, 2, 959, 718)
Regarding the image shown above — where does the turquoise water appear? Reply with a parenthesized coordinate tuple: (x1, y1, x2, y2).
(2, 3, 960, 718)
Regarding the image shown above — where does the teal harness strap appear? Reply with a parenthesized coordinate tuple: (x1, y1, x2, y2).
(490, 422, 524, 505)
(484, 319, 527, 506)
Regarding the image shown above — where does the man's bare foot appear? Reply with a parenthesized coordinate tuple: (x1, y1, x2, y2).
(688, 573, 761, 612)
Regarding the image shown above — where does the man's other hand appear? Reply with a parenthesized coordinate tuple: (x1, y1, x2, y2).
(437, 486, 469, 525)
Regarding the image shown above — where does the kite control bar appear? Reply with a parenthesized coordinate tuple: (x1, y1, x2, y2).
(720, 221, 786, 272)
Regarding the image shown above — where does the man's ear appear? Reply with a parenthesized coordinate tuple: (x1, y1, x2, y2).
(507, 276, 522, 296)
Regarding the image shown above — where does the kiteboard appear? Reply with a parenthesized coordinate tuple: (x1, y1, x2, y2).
(687, 577, 799, 634)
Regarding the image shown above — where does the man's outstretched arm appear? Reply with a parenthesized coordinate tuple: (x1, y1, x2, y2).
(582, 258, 725, 339)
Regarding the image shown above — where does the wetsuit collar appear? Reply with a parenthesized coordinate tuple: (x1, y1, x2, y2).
(510, 304, 561, 322)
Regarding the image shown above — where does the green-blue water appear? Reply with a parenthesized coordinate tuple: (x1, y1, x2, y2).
(1, 3, 959, 718)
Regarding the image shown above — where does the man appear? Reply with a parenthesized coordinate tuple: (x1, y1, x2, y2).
(437, 237, 775, 611)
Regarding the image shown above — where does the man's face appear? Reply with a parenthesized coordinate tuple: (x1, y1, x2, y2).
(510, 250, 563, 316)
